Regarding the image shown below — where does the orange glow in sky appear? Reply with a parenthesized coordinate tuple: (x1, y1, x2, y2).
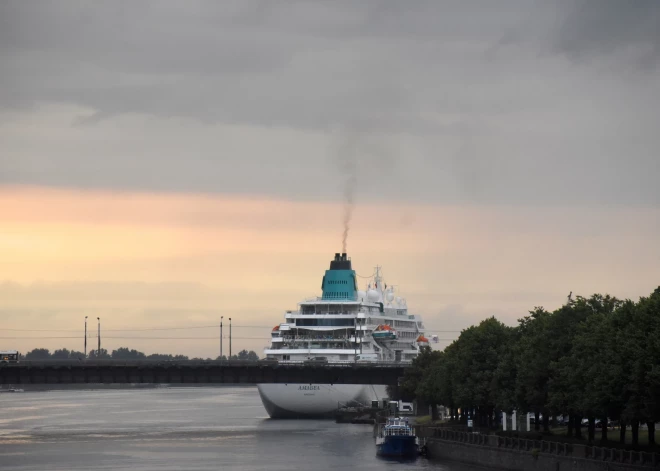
(2, 185, 659, 357)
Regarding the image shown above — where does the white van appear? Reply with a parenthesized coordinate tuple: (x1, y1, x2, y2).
(399, 401, 414, 414)
(388, 400, 415, 415)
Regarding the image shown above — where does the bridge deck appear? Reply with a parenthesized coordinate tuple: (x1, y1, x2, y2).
(0, 360, 406, 385)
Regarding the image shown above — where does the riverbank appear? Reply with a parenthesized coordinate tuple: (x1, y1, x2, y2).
(422, 429, 659, 470)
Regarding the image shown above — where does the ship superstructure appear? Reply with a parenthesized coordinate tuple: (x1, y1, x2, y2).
(257, 253, 426, 418)
(263, 252, 426, 364)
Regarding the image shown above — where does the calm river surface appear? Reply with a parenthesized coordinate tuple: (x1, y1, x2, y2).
(0, 386, 490, 471)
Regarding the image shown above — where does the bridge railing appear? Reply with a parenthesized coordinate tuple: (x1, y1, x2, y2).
(0, 359, 408, 368)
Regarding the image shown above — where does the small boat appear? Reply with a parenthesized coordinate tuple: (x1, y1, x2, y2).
(0, 386, 24, 393)
(376, 417, 418, 459)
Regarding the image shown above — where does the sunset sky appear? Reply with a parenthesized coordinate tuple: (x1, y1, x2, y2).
(1, 1, 659, 358)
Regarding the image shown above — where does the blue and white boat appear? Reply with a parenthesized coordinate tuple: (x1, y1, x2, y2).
(376, 417, 418, 459)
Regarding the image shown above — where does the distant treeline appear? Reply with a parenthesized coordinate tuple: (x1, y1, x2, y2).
(399, 287, 660, 448)
(21, 347, 260, 362)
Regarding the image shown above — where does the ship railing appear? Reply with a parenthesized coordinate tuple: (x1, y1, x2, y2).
(277, 335, 354, 341)
(302, 296, 359, 302)
(264, 346, 360, 352)
(297, 311, 369, 315)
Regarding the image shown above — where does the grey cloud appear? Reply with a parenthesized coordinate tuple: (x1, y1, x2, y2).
(4, 0, 654, 126)
(0, 0, 659, 206)
(553, 0, 660, 69)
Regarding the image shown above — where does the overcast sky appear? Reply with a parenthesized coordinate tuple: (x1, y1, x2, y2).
(1, 1, 659, 357)
(2, 0, 659, 206)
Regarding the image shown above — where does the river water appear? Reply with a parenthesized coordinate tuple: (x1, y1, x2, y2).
(0, 386, 488, 471)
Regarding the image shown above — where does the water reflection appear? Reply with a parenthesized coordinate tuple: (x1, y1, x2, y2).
(0, 387, 493, 470)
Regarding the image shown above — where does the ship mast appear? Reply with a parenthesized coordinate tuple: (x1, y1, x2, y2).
(374, 265, 382, 290)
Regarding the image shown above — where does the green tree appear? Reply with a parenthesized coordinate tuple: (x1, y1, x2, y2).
(236, 350, 250, 360)
(88, 348, 110, 359)
(640, 287, 660, 446)
(246, 350, 259, 361)
(24, 348, 51, 360)
(546, 297, 599, 438)
(492, 325, 519, 421)
(51, 348, 72, 360)
(416, 348, 457, 421)
(69, 350, 86, 359)
(398, 346, 442, 401)
(111, 347, 146, 360)
(514, 307, 552, 431)
(449, 317, 513, 427)
(621, 288, 660, 446)
(561, 295, 624, 442)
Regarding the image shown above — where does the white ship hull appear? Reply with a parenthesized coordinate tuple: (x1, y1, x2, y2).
(257, 383, 388, 419)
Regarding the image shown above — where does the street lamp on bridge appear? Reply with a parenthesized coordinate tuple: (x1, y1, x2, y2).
(84, 316, 88, 358)
(97, 317, 101, 357)
(220, 316, 223, 360)
(229, 317, 232, 359)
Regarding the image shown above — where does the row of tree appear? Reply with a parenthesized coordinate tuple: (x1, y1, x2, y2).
(22, 347, 260, 362)
(399, 287, 660, 448)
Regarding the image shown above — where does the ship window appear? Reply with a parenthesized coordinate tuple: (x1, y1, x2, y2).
(296, 318, 354, 327)
(301, 305, 315, 314)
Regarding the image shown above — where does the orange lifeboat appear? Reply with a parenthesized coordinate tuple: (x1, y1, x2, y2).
(373, 324, 397, 340)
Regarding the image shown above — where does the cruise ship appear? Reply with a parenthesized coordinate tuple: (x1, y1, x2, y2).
(257, 252, 427, 418)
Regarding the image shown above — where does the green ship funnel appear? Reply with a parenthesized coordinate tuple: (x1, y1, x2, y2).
(321, 253, 357, 301)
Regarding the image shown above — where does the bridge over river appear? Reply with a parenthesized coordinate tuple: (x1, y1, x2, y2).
(0, 360, 406, 386)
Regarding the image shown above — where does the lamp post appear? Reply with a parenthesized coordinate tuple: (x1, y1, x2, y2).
(97, 317, 101, 358)
(220, 316, 223, 360)
(229, 317, 232, 359)
(84, 316, 88, 358)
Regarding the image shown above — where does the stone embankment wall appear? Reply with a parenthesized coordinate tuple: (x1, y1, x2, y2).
(421, 428, 659, 471)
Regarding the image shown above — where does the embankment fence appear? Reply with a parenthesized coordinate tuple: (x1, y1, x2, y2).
(417, 427, 660, 468)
